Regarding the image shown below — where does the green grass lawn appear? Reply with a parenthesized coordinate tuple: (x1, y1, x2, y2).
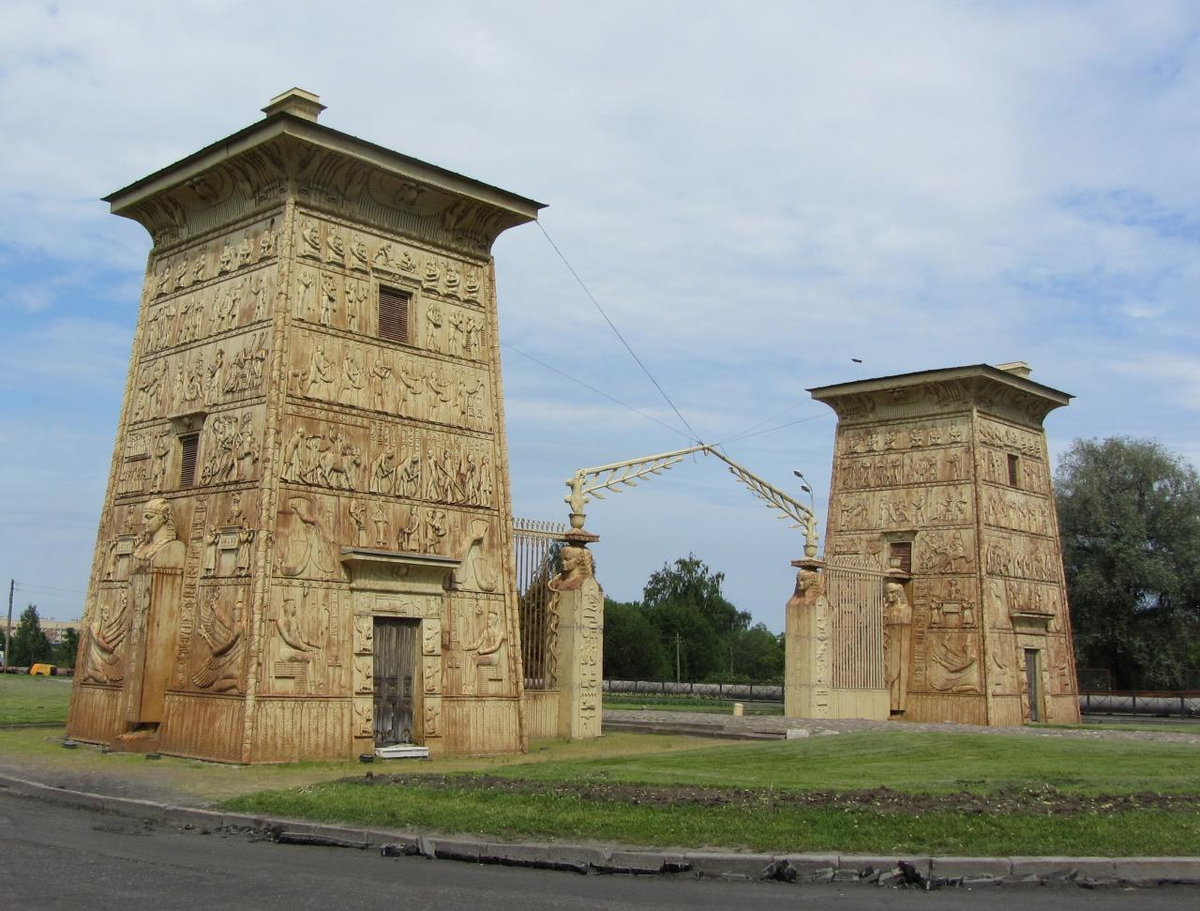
(0, 675, 72, 725)
(223, 731, 1200, 856)
(486, 731, 1200, 795)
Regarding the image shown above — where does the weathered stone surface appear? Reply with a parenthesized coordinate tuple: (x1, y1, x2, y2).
(932, 856, 1012, 879)
(803, 365, 1081, 727)
(483, 841, 608, 871)
(1111, 857, 1200, 884)
(66, 89, 543, 763)
(602, 850, 687, 874)
(684, 851, 776, 879)
(1009, 856, 1097, 880)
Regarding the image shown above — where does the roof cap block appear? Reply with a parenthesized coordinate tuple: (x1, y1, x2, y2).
(261, 87, 326, 122)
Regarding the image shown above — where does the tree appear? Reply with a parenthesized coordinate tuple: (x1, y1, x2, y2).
(55, 627, 80, 668)
(602, 598, 668, 680)
(641, 554, 751, 681)
(9, 604, 53, 668)
(1055, 437, 1200, 689)
(729, 623, 785, 683)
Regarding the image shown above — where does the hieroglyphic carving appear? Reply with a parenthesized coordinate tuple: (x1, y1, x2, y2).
(70, 98, 534, 760)
(982, 487, 1053, 536)
(837, 446, 972, 490)
(983, 532, 1061, 582)
(839, 419, 967, 457)
(287, 328, 493, 430)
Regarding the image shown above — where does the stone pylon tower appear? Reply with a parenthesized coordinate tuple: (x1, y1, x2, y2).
(67, 90, 543, 761)
(809, 363, 1081, 726)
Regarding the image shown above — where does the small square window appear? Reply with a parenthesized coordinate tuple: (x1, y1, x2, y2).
(378, 285, 410, 343)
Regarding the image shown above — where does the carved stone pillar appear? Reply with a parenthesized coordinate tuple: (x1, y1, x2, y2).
(547, 531, 603, 739)
(783, 558, 831, 719)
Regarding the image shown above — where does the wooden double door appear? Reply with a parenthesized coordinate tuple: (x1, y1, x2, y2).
(373, 618, 419, 746)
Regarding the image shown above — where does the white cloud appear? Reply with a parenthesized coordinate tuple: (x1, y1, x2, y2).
(1, 0, 1198, 626)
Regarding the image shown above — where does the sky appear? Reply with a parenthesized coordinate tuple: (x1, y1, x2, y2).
(1, 1, 1198, 629)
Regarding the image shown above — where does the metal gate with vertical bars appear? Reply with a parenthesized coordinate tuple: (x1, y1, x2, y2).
(513, 518, 566, 690)
(824, 562, 886, 691)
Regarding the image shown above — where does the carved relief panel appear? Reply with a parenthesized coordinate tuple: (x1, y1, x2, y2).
(179, 580, 249, 695)
(982, 532, 1062, 583)
(279, 410, 498, 511)
(80, 586, 132, 686)
(143, 264, 281, 355)
(836, 446, 972, 491)
(837, 417, 968, 458)
(976, 419, 1044, 459)
(132, 330, 270, 423)
(198, 490, 261, 579)
(150, 216, 281, 305)
(833, 485, 973, 533)
(442, 593, 511, 697)
(981, 487, 1054, 537)
(261, 581, 348, 695)
(287, 326, 493, 432)
(294, 213, 486, 336)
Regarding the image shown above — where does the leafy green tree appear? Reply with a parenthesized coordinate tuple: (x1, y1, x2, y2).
(9, 604, 53, 667)
(729, 623, 785, 682)
(602, 598, 668, 680)
(641, 554, 750, 681)
(1055, 437, 1200, 689)
(54, 627, 80, 668)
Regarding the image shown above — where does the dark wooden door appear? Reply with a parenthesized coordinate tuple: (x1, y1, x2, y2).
(373, 618, 418, 745)
(1024, 648, 1041, 723)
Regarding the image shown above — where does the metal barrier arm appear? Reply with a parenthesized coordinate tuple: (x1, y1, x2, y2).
(564, 444, 820, 558)
(703, 448, 820, 558)
(564, 444, 708, 519)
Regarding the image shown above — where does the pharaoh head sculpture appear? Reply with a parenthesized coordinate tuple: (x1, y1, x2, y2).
(141, 497, 177, 543)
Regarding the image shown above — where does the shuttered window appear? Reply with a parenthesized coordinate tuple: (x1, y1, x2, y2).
(179, 433, 200, 489)
(378, 285, 410, 343)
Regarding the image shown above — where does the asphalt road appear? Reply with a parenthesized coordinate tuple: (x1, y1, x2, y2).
(0, 793, 1193, 910)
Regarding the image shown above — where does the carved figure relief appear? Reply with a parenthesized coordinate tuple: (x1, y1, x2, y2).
(200, 411, 261, 486)
(423, 699, 440, 737)
(882, 581, 911, 714)
(463, 600, 505, 695)
(917, 530, 974, 574)
(984, 534, 1061, 583)
(82, 589, 129, 685)
(453, 519, 499, 593)
(276, 495, 338, 578)
(269, 587, 323, 693)
(126, 498, 187, 727)
(354, 615, 374, 655)
(190, 586, 245, 693)
(926, 632, 981, 694)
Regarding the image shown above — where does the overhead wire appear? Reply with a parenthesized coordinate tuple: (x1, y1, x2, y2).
(536, 221, 703, 444)
(14, 583, 87, 596)
(501, 341, 693, 441)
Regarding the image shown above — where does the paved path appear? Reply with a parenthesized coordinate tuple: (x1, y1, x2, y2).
(2, 793, 1194, 909)
(603, 710, 1200, 744)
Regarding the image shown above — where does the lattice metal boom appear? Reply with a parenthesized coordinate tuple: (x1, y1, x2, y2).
(564, 444, 820, 557)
